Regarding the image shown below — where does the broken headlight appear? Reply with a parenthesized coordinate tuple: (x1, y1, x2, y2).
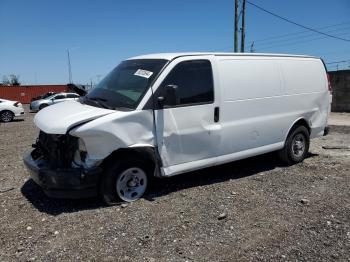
(72, 138, 87, 167)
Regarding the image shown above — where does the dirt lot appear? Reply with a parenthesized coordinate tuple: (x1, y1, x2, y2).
(1, 107, 349, 262)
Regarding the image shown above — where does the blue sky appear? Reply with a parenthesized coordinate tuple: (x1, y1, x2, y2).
(1, 0, 349, 85)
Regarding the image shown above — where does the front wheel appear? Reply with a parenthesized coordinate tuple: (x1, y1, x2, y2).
(278, 125, 310, 165)
(0, 110, 14, 122)
(39, 104, 48, 110)
(100, 158, 151, 205)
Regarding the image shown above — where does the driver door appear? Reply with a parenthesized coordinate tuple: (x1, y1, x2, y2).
(154, 57, 221, 175)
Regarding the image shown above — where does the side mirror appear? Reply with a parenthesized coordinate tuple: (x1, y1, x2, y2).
(165, 84, 178, 105)
(157, 84, 178, 108)
(157, 96, 165, 108)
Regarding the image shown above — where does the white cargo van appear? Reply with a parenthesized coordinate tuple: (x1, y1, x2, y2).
(23, 53, 332, 203)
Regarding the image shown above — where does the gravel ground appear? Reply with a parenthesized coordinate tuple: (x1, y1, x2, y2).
(0, 107, 349, 262)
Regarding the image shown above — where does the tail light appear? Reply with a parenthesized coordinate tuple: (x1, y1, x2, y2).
(327, 73, 332, 92)
(14, 102, 20, 107)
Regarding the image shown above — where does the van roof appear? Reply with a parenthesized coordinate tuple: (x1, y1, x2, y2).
(128, 52, 319, 61)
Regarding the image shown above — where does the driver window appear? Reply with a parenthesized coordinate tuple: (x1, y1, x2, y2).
(160, 60, 214, 107)
(54, 95, 65, 100)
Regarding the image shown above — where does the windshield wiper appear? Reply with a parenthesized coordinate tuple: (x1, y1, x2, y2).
(83, 96, 133, 111)
(88, 97, 113, 110)
(114, 106, 133, 111)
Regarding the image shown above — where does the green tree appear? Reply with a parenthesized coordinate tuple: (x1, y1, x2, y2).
(9, 74, 20, 86)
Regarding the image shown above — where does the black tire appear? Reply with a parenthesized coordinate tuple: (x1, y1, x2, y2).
(0, 110, 14, 122)
(100, 157, 152, 205)
(39, 104, 48, 110)
(278, 125, 310, 165)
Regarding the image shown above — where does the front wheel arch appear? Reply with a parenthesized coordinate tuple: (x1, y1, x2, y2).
(100, 147, 157, 172)
(39, 103, 48, 110)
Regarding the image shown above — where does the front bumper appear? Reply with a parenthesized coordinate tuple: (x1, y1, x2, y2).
(29, 103, 39, 112)
(23, 150, 102, 199)
(15, 110, 25, 117)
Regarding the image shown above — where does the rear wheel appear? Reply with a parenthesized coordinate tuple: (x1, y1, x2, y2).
(100, 158, 151, 205)
(278, 125, 310, 165)
(0, 110, 14, 122)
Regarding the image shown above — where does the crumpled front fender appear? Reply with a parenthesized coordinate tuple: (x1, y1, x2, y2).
(69, 109, 155, 162)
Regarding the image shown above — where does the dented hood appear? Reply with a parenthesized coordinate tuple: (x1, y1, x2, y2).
(34, 101, 115, 134)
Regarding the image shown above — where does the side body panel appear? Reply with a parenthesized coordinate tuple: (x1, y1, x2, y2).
(159, 56, 329, 177)
(278, 58, 330, 139)
(217, 57, 285, 155)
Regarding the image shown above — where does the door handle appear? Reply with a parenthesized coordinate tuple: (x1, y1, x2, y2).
(214, 107, 220, 122)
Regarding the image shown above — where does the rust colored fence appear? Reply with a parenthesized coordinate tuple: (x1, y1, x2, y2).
(0, 85, 68, 104)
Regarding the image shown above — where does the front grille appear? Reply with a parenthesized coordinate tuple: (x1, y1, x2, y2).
(33, 131, 78, 168)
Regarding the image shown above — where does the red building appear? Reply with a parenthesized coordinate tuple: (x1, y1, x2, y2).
(0, 85, 68, 104)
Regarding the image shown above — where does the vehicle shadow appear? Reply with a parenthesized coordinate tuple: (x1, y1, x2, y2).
(0, 119, 25, 123)
(145, 152, 318, 201)
(21, 152, 318, 215)
(21, 180, 102, 215)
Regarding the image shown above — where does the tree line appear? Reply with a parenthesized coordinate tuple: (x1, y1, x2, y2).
(1, 75, 21, 86)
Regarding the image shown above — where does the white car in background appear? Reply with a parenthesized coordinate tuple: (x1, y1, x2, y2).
(0, 98, 25, 122)
(30, 92, 80, 112)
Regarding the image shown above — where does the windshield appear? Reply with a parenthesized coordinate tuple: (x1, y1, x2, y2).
(85, 59, 168, 110)
(42, 93, 55, 99)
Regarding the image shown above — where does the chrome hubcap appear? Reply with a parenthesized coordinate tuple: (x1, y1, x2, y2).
(116, 167, 147, 202)
(292, 134, 305, 158)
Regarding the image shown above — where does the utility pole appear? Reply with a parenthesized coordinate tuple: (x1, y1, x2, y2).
(234, 0, 239, 52)
(66, 50, 73, 83)
(240, 0, 246, 52)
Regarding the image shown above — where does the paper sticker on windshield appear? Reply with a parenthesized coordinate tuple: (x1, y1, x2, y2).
(134, 69, 153, 78)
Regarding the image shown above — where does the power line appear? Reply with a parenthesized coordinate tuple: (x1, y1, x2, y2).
(246, 1, 350, 42)
(254, 21, 350, 43)
(213, 23, 350, 52)
(257, 31, 350, 51)
(256, 25, 350, 48)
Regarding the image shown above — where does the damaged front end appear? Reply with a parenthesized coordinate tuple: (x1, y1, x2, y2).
(23, 131, 102, 199)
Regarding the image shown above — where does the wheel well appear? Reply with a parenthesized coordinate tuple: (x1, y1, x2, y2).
(293, 118, 310, 134)
(285, 118, 310, 142)
(0, 110, 14, 114)
(101, 147, 157, 173)
(0, 110, 14, 116)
